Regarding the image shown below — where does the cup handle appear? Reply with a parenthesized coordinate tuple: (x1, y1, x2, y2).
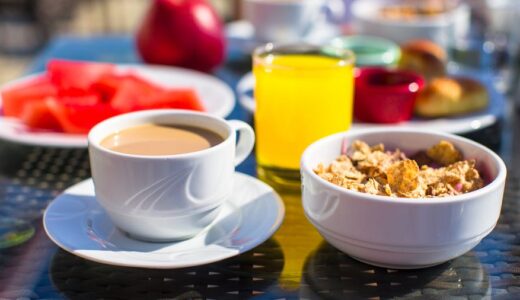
(228, 120, 255, 166)
(322, 0, 346, 23)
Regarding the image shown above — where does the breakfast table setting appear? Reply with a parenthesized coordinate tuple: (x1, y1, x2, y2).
(2, 0, 520, 299)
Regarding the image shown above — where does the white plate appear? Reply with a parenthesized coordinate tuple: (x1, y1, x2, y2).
(0, 64, 235, 148)
(43, 172, 285, 269)
(236, 68, 504, 134)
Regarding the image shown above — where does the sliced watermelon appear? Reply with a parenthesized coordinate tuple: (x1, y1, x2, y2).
(137, 89, 205, 111)
(1, 74, 57, 118)
(48, 60, 115, 90)
(48, 98, 118, 134)
(109, 81, 144, 113)
(93, 72, 164, 102)
(2, 60, 206, 134)
(20, 98, 61, 131)
(96, 73, 165, 112)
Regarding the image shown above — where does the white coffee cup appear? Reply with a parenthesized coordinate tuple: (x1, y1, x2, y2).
(88, 110, 255, 242)
(243, 0, 345, 43)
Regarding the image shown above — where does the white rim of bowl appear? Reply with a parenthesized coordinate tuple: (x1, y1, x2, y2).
(301, 128, 507, 205)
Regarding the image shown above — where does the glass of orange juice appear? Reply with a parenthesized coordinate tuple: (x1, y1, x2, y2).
(253, 43, 355, 190)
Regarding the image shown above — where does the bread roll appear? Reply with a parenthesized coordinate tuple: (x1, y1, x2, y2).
(398, 39, 447, 82)
(414, 77, 489, 117)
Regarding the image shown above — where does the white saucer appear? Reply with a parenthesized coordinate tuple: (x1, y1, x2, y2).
(43, 172, 285, 269)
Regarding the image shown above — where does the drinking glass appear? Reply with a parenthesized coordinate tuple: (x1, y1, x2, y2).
(253, 43, 354, 190)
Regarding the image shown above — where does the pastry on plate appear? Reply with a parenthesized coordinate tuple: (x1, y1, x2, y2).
(398, 39, 447, 82)
(415, 76, 489, 117)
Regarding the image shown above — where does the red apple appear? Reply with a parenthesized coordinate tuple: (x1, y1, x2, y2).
(136, 0, 226, 72)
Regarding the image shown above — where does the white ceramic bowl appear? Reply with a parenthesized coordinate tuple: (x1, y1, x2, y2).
(301, 128, 506, 269)
(351, 0, 470, 48)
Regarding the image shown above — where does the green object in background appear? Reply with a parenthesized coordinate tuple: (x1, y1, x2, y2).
(0, 218, 35, 248)
(330, 35, 401, 67)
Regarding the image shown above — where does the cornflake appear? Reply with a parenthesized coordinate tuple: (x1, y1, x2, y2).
(314, 140, 484, 198)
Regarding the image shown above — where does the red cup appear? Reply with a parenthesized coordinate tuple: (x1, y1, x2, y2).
(354, 67, 425, 123)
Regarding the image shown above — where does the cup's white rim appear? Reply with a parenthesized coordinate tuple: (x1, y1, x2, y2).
(301, 128, 507, 205)
(88, 109, 234, 160)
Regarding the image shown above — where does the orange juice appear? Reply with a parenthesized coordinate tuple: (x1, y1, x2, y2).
(254, 47, 354, 188)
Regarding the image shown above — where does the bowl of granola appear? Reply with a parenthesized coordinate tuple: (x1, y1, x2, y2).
(300, 128, 506, 269)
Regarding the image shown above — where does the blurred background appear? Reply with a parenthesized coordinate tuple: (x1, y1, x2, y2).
(0, 0, 519, 95)
(0, 0, 243, 83)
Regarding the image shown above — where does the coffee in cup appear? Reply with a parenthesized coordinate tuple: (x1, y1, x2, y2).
(88, 110, 255, 242)
(100, 124, 224, 156)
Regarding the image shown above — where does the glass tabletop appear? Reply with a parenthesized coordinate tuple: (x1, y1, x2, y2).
(0, 36, 519, 299)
